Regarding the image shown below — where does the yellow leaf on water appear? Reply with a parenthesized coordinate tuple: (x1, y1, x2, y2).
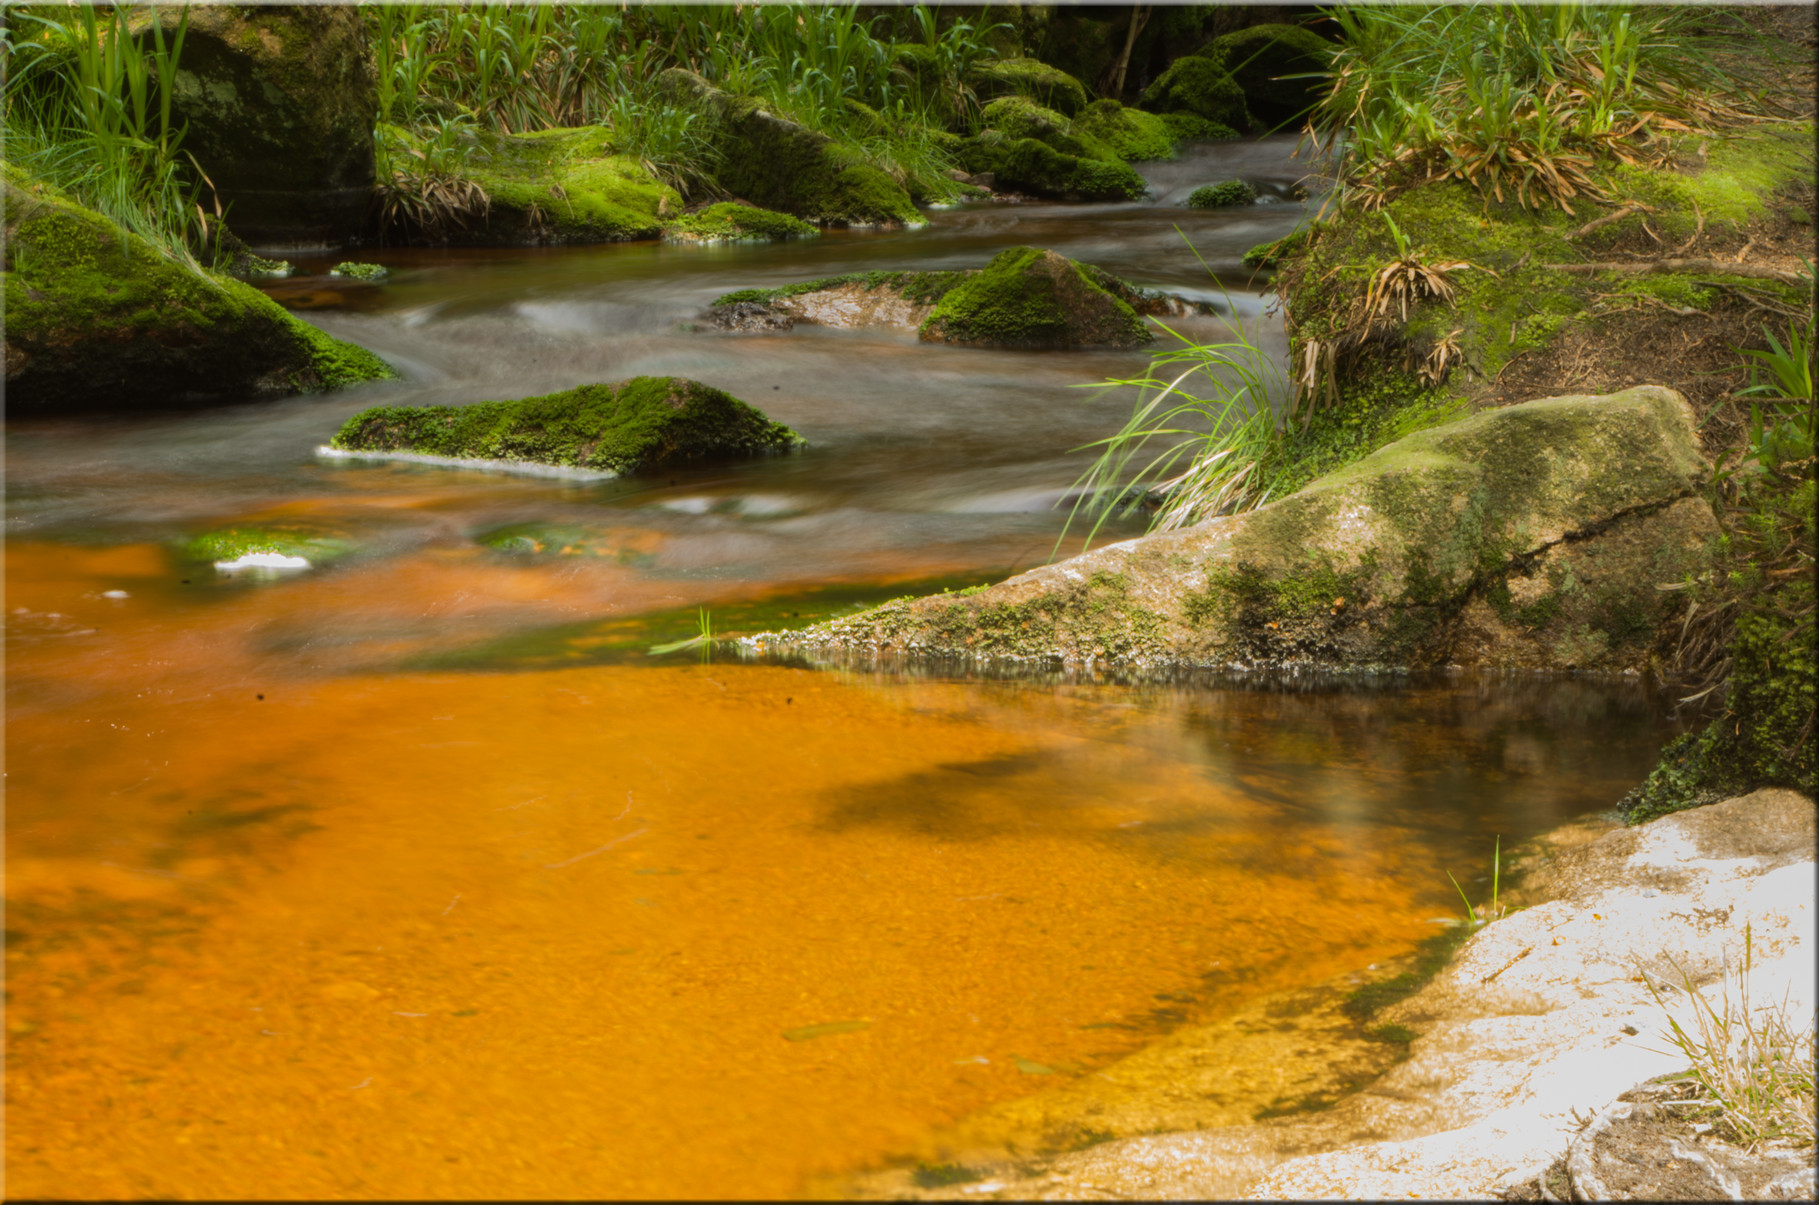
(782, 1020, 870, 1042)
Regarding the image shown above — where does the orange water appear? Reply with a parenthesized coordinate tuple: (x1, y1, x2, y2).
(4, 539, 1672, 1199)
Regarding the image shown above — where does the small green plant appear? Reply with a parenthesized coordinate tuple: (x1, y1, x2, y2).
(648, 608, 715, 657)
(1640, 924, 1817, 1151)
(1444, 835, 1503, 932)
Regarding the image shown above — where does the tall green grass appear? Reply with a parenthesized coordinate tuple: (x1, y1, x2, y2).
(3, 4, 217, 263)
(1309, 4, 1774, 212)
(362, 3, 991, 205)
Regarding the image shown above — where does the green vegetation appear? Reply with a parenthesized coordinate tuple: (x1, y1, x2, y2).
(1072, 99, 1178, 162)
(912, 1162, 981, 1189)
(1445, 837, 1504, 933)
(649, 608, 716, 658)
(1139, 55, 1249, 131)
(1187, 180, 1257, 209)
(1311, 5, 1775, 212)
(664, 203, 817, 244)
(1642, 925, 1816, 1151)
(3, 5, 217, 264)
(330, 377, 803, 477)
(920, 246, 1151, 349)
(329, 262, 388, 282)
(361, 2, 1023, 232)
(181, 526, 354, 566)
(712, 269, 968, 309)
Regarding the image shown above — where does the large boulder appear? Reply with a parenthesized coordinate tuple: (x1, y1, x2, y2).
(965, 57, 1090, 117)
(2, 172, 393, 414)
(919, 246, 1154, 349)
(978, 96, 1124, 164)
(658, 71, 920, 227)
(1204, 23, 1334, 128)
(325, 377, 803, 477)
(746, 386, 1718, 672)
(1071, 99, 1181, 162)
(138, 6, 376, 249)
(956, 132, 1148, 201)
(1139, 55, 1249, 131)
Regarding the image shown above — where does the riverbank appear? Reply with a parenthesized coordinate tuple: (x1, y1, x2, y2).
(830, 787, 1816, 1200)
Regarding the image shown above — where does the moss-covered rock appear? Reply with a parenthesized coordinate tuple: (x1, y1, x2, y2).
(383, 124, 680, 246)
(2, 172, 394, 413)
(1204, 23, 1334, 128)
(979, 96, 1124, 164)
(967, 57, 1090, 117)
(1160, 112, 1242, 144)
(181, 524, 356, 569)
(1242, 229, 1309, 270)
(956, 132, 1148, 201)
(918, 247, 1154, 350)
(135, 6, 375, 248)
(327, 376, 803, 476)
(659, 70, 920, 227)
(1139, 55, 1249, 131)
(1071, 100, 1179, 162)
(330, 262, 388, 282)
(747, 387, 1714, 672)
(1188, 180, 1258, 208)
(663, 203, 818, 245)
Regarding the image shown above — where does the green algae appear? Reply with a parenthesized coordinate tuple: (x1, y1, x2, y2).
(329, 376, 803, 476)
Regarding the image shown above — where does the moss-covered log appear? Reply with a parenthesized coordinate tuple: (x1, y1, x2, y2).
(327, 377, 803, 476)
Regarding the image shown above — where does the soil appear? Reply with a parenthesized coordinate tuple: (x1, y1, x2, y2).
(1499, 1078, 1818, 1202)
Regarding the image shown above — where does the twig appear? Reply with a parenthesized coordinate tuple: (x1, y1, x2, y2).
(1733, 236, 1757, 264)
(1567, 203, 1650, 241)
(1543, 260, 1803, 284)
(1483, 945, 1534, 984)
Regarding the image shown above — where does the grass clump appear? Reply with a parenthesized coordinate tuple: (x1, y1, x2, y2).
(1309, 5, 1783, 213)
(1641, 925, 1816, 1151)
(1187, 180, 1257, 209)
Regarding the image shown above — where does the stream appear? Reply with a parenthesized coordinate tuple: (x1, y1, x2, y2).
(4, 138, 1684, 1198)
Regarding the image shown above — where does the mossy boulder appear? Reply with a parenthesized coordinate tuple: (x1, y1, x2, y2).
(181, 525, 355, 569)
(1071, 100, 1179, 162)
(659, 70, 920, 227)
(136, 6, 375, 248)
(1139, 55, 1249, 131)
(664, 203, 817, 245)
(919, 247, 1153, 350)
(1188, 180, 1258, 208)
(956, 132, 1148, 202)
(327, 376, 803, 477)
(747, 387, 1716, 672)
(2, 172, 394, 413)
(1160, 112, 1242, 144)
(1205, 23, 1334, 128)
(978, 97, 1123, 164)
(966, 58, 1090, 117)
(387, 124, 680, 245)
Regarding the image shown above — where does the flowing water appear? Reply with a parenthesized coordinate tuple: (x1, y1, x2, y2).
(5, 140, 1681, 1198)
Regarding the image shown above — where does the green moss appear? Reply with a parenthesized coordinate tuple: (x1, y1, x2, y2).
(1621, 601, 1816, 823)
(1139, 55, 1248, 130)
(1242, 228, 1309, 270)
(1264, 371, 1467, 501)
(919, 246, 1152, 349)
(329, 376, 804, 476)
(663, 203, 817, 244)
(329, 262, 388, 282)
(1205, 23, 1334, 127)
(1187, 180, 1257, 208)
(980, 96, 1123, 164)
(967, 57, 1089, 117)
(1159, 112, 1241, 143)
(2, 172, 391, 410)
(957, 133, 1149, 201)
(181, 526, 354, 565)
(453, 125, 679, 243)
(1072, 100, 1179, 162)
(1608, 122, 1815, 238)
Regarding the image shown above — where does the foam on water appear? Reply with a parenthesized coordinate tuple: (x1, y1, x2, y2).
(314, 446, 620, 480)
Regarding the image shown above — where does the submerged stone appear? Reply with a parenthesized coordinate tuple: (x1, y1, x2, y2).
(327, 377, 804, 477)
(181, 525, 356, 571)
(2, 172, 395, 413)
(919, 247, 1153, 350)
(329, 262, 389, 282)
(750, 386, 1717, 673)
